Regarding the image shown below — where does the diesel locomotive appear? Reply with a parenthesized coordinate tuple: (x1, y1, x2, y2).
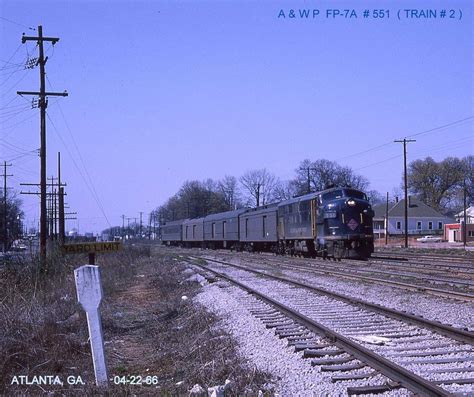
(161, 186, 374, 259)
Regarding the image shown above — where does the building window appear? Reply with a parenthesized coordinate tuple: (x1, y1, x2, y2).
(438, 222, 443, 230)
(417, 221, 422, 230)
(396, 221, 401, 230)
(428, 222, 433, 230)
(469, 231, 474, 237)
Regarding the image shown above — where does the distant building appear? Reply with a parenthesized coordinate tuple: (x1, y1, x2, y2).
(373, 196, 453, 237)
(454, 206, 474, 224)
(444, 222, 474, 243)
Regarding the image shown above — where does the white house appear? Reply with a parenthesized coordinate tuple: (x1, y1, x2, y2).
(373, 197, 453, 236)
(454, 205, 474, 224)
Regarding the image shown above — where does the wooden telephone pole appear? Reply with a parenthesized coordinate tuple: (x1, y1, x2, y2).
(394, 138, 416, 248)
(2, 162, 13, 252)
(17, 26, 68, 264)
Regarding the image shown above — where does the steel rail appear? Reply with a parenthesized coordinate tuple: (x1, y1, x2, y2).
(208, 254, 474, 302)
(192, 260, 453, 396)
(192, 256, 474, 345)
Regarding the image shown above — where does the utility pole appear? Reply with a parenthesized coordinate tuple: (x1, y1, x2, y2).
(300, 167, 318, 194)
(48, 176, 57, 239)
(58, 152, 65, 244)
(139, 211, 143, 238)
(385, 192, 389, 245)
(17, 25, 68, 265)
(463, 178, 467, 248)
(121, 215, 125, 239)
(148, 213, 152, 240)
(394, 138, 416, 248)
(2, 162, 13, 252)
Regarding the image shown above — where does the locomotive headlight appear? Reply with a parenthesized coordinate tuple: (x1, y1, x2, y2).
(347, 199, 356, 206)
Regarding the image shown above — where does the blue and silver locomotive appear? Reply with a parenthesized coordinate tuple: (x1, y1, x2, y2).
(161, 186, 374, 259)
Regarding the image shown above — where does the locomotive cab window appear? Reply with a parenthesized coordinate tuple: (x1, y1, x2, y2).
(344, 189, 367, 200)
(322, 190, 344, 201)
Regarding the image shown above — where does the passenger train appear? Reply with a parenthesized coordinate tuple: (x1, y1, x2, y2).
(160, 186, 375, 259)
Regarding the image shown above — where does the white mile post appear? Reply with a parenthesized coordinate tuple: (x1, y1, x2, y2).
(74, 265, 108, 387)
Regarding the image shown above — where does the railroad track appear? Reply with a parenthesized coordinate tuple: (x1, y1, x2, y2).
(189, 256, 474, 396)
(374, 252, 474, 265)
(202, 251, 474, 302)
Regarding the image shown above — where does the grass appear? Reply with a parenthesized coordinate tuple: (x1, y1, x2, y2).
(1, 244, 272, 396)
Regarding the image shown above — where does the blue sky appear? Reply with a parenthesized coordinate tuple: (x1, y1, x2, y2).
(1, 0, 472, 233)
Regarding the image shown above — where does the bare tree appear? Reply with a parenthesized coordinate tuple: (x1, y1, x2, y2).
(293, 159, 369, 195)
(240, 169, 277, 207)
(218, 175, 241, 210)
(272, 179, 297, 202)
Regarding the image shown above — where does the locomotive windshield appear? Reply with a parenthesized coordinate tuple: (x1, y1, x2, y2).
(344, 189, 367, 200)
(321, 190, 344, 201)
(321, 189, 367, 202)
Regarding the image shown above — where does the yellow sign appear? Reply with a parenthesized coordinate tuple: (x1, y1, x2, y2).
(61, 241, 122, 255)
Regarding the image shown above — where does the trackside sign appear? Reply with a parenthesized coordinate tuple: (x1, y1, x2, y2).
(61, 241, 122, 255)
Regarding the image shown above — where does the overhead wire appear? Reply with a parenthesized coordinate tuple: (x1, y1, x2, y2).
(335, 116, 474, 164)
(0, 16, 36, 31)
(46, 75, 112, 227)
(46, 111, 112, 227)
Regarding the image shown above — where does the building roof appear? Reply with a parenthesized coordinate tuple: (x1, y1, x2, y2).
(373, 197, 450, 219)
(454, 206, 474, 218)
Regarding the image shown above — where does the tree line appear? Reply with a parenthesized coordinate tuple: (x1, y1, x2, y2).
(152, 155, 473, 226)
(0, 192, 24, 250)
(153, 158, 380, 224)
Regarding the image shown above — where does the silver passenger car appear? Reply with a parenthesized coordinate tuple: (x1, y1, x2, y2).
(239, 204, 278, 247)
(161, 220, 184, 245)
(182, 217, 205, 246)
(203, 209, 247, 248)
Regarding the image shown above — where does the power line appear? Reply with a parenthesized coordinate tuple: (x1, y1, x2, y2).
(336, 116, 473, 163)
(0, 16, 36, 31)
(0, 43, 23, 71)
(405, 116, 474, 139)
(46, 75, 112, 228)
(46, 112, 111, 228)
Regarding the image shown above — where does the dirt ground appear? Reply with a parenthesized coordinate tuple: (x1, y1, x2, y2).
(1, 244, 272, 396)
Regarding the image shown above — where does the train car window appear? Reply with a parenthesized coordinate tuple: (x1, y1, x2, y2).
(212, 223, 216, 238)
(262, 216, 266, 238)
(322, 190, 343, 201)
(245, 218, 249, 238)
(223, 221, 226, 238)
(193, 224, 196, 238)
(344, 189, 367, 200)
(185, 226, 188, 239)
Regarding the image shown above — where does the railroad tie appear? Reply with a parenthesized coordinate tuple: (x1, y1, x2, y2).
(433, 378, 474, 385)
(311, 356, 355, 366)
(292, 342, 332, 351)
(346, 382, 401, 395)
(331, 371, 378, 382)
(320, 363, 366, 372)
(399, 356, 474, 365)
(303, 348, 345, 358)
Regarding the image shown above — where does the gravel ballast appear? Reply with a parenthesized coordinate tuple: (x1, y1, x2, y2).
(194, 278, 411, 396)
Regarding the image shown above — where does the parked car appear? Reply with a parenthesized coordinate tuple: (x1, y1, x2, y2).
(416, 235, 442, 243)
